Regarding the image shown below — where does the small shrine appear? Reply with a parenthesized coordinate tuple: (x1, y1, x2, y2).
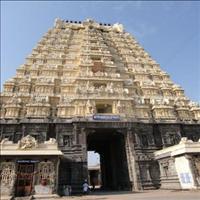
(0, 135, 63, 199)
(154, 138, 200, 189)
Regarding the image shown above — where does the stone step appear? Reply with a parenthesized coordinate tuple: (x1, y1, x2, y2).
(33, 194, 60, 199)
(14, 196, 33, 200)
(0, 196, 13, 200)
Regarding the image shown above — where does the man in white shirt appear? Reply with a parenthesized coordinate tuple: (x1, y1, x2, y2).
(82, 180, 89, 195)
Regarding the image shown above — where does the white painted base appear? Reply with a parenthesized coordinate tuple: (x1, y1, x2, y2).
(33, 194, 59, 199)
(0, 196, 12, 200)
(175, 156, 196, 189)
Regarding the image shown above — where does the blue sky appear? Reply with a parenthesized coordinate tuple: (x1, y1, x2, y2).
(1, 1, 200, 103)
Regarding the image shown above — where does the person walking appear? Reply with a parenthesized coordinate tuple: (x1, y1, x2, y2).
(82, 180, 89, 195)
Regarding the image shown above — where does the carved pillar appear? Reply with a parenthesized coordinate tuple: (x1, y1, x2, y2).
(81, 128, 87, 163)
(56, 158, 60, 194)
(72, 124, 77, 145)
(22, 124, 26, 137)
(0, 161, 16, 197)
(81, 128, 90, 183)
(125, 128, 142, 191)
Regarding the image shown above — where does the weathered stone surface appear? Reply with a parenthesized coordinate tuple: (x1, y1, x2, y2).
(0, 19, 200, 197)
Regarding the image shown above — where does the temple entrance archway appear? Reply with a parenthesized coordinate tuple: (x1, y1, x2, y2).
(87, 128, 131, 191)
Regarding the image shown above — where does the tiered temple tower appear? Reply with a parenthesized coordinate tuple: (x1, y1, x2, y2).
(2, 18, 200, 122)
(1, 19, 200, 195)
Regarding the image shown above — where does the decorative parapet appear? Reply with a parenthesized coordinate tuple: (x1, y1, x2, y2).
(154, 137, 200, 159)
(25, 96, 51, 118)
(2, 97, 22, 118)
(134, 104, 151, 119)
(3, 79, 16, 93)
(190, 106, 200, 120)
(57, 106, 75, 118)
(176, 106, 192, 120)
(152, 105, 176, 120)
(172, 84, 185, 97)
(57, 98, 75, 118)
(0, 136, 63, 156)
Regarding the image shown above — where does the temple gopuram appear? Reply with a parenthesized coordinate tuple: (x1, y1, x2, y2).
(1, 18, 200, 198)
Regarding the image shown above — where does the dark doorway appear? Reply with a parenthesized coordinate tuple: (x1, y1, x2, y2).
(15, 163, 34, 197)
(87, 129, 131, 191)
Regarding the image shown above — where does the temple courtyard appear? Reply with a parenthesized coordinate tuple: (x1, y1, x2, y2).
(57, 190, 200, 200)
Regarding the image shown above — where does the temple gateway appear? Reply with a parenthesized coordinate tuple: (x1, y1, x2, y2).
(0, 18, 200, 198)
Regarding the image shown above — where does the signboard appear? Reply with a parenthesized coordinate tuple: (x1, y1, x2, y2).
(93, 114, 120, 121)
(17, 160, 39, 163)
(175, 157, 195, 189)
(180, 173, 192, 184)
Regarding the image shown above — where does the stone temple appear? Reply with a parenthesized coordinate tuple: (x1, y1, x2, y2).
(1, 18, 200, 198)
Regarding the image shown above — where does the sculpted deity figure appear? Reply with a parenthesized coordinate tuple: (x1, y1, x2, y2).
(100, 85, 106, 93)
(0, 138, 13, 145)
(86, 81, 90, 90)
(106, 82, 114, 94)
(86, 100, 95, 114)
(7, 96, 21, 105)
(86, 67, 89, 76)
(95, 71, 100, 76)
(18, 135, 38, 150)
(44, 138, 57, 145)
(163, 98, 169, 105)
(179, 137, 193, 144)
(89, 85, 95, 93)
(124, 88, 129, 95)
(104, 72, 108, 77)
(116, 100, 121, 113)
(116, 73, 120, 78)
(75, 87, 81, 94)
(38, 161, 55, 186)
(89, 71, 93, 76)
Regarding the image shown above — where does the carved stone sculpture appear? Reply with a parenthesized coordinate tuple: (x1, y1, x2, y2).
(0, 162, 16, 195)
(18, 135, 38, 150)
(38, 161, 55, 186)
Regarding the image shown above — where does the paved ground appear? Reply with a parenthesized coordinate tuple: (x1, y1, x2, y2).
(58, 190, 200, 200)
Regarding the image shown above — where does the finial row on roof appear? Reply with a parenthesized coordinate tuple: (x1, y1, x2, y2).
(64, 18, 112, 26)
(54, 18, 116, 29)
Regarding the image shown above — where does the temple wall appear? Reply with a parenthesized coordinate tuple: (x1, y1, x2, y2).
(1, 121, 200, 193)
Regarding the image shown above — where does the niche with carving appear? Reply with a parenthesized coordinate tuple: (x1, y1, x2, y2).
(38, 161, 55, 186)
(0, 162, 16, 195)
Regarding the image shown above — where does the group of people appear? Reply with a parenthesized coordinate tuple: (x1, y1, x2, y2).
(63, 179, 95, 196)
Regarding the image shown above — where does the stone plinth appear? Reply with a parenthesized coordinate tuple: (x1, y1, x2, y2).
(154, 137, 200, 190)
